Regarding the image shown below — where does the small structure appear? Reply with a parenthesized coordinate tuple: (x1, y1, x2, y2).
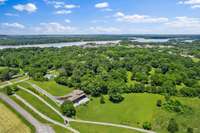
(56, 90, 89, 107)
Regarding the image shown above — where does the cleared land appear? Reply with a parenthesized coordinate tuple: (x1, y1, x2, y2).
(76, 93, 200, 133)
(0, 101, 32, 133)
(29, 80, 73, 96)
(70, 122, 140, 133)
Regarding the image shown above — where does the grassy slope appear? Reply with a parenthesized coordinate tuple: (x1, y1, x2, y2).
(16, 89, 64, 123)
(0, 100, 32, 133)
(77, 93, 163, 127)
(11, 96, 72, 133)
(70, 122, 140, 133)
(76, 93, 200, 133)
(29, 80, 73, 96)
(17, 82, 61, 111)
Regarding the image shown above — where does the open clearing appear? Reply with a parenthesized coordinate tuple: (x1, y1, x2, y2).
(29, 80, 73, 96)
(76, 93, 200, 133)
(0, 101, 31, 133)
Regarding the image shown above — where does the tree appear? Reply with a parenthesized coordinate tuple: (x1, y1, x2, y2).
(61, 101, 76, 117)
(100, 95, 105, 104)
(143, 122, 152, 130)
(167, 118, 179, 133)
(109, 93, 124, 103)
(5, 86, 14, 95)
(187, 127, 193, 133)
(156, 99, 162, 107)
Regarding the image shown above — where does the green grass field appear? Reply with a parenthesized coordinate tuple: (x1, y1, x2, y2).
(29, 80, 73, 96)
(17, 82, 61, 111)
(0, 100, 32, 133)
(77, 93, 162, 126)
(70, 122, 140, 133)
(76, 93, 200, 133)
(10, 96, 72, 133)
(15, 89, 64, 123)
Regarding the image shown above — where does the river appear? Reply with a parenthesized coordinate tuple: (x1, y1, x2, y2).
(0, 40, 120, 49)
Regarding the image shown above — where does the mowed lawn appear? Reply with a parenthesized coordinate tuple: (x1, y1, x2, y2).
(77, 93, 163, 127)
(0, 101, 31, 133)
(76, 93, 200, 133)
(70, 122, 140, 133)
(29, 80, 73, 96)
(16, 89, 64, 123)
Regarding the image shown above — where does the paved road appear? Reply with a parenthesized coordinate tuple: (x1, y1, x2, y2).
(70, 119, 156, 133)
(14, 94, 79, 133)
(21, 83, 156, 133)
(0, 93, 55, 133)
(26, 81, 62, 105)
(0, 77, 29, 88)
(17, 85, 65, 121)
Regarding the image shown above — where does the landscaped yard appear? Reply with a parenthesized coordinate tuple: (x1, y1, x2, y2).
(70, 122, 140, 133)
(29, 80, 73, 96)
(76, 93, 200, 133)
(0, 100, 32, 133)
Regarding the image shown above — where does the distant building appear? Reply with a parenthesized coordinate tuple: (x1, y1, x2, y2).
(44, 74, 57, 80)
(56, 90, 89, 107)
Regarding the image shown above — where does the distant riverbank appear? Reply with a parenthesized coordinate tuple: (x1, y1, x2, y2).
(0, 40, 120, 49)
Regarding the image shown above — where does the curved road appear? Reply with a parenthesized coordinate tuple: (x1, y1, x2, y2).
(20, 84, 156, 133)
(0, 93, 55, 133)
(14, 94, 79, 133)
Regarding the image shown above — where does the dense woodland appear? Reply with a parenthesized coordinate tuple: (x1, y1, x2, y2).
(0, 43, 200, 102)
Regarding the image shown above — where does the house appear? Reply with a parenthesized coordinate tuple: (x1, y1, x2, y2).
(56, 90, 89, 107)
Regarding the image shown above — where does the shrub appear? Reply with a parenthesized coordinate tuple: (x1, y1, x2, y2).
(109, 93, 124, 103)
(142, 122, 152, 130)
(61, 101, 76, 117)
(5, 86, 14, 95)
(187, 127, 193, 133)
(156, 99, 162, 107)
(100, 95, 105, 104)
(167, 118, 179, 133)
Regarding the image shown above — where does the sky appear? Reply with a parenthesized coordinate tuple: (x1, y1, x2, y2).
(0, 0, 200, 35)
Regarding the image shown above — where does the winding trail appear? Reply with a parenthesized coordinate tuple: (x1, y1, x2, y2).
(0, 93, 55, 133)
(70, 119, 155, 133)
(14, 94, 80, 133)
(0, 77, 29, 88)
(1, 79, 156, 133)
(21, 83, 156, 133)
(26, 81, 62, 105)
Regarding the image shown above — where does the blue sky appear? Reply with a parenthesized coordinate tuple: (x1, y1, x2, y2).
(0, 0, 200, 34)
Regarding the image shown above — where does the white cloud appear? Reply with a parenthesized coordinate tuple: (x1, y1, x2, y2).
(90, 26, 120, 34)
(179, 0, 200, 8)
(1, 22, 25, 29)
(95, 2, 109, 9)
(165, 16, 200, 29)
(65, 19, 71, 23)
(54, 10, 72, 15)
(13, 3, 37, 13)
(0, 0, 6, 4)
(114, 12, 169, 23)
(34, 22, 76, 34)
(64, 4, 80, 9)
(4, 13, 19, 17)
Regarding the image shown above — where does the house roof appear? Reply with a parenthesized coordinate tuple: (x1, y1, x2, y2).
(57, 90, 86, 102)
